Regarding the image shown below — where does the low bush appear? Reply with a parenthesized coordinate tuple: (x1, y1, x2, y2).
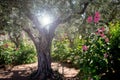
(78, 27, 110, 80)
(100, 22, 120, 80)
(0, 40, 36, 65)
(52, 39, 70, 62)
(13, 42, 36, 64)
(0, 40, 14, 65)
(52, 26, 111, 80)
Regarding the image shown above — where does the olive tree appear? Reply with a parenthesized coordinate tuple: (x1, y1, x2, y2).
(0, 0, 119, 79)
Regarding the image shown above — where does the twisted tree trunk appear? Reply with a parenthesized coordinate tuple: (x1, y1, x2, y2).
(35, 33, 53, 80)
(24, 28, 54, 80)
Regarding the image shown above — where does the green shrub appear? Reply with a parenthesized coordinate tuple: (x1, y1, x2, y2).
(110, 22, 120, 49)
(78, 27, 110, 80)
(52, 39, 70, 62)
(0, 41, 14, 65)
(101, 22, 120, 80)
(0, 41, 36, 65)
(66, 37, 83, 67)
(13, 42, 36, 64)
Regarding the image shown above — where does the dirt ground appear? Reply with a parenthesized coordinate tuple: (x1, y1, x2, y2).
(0, 62, 79, 80)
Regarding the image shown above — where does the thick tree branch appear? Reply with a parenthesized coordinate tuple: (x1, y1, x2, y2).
(23, 28, 38, 47)
(8, 32, 17, 45)
(24, 11, 43, 34)
(20, 0, 44, 35)
(49, 1, 91, 33)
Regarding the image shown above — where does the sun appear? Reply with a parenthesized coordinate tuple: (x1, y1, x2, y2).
(37, 13, 53, 30)
(41, 15, 51, 26)
(38, 14, 53, 27)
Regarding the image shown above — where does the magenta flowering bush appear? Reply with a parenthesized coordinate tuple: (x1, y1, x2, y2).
(79, 12, 110, 80)
(79, 27, 110, 80)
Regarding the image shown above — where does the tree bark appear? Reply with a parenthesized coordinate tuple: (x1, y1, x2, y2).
(36, 29, 54, 80)
(8, 32, 21, 48)
(35, 33, 53, 80)
(35, 42, 52, 80)
(24, 28, 54, 80)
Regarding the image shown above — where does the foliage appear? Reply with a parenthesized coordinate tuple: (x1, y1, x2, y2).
(66, 37, 83, 67)
(109, 22, 120, 49)
(0, 40, 14, 64)
(79, 27, 110, 80)
(0, 40, 36, 65)
(52, 39, 70, 62)
(52, 26, 111, 80)
(13, 42, 36, 64)
(52, 11, 113, 80)
(76, 11, 110, 80)
(100, 22, 120, 80)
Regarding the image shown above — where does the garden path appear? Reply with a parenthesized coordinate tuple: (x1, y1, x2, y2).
(0, 62, 79, 80)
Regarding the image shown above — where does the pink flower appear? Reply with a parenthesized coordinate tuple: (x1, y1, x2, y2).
(87, 16, 93, 23)
(96, 27, 107, 38)
(101, 27, 105, 32)
(95, 12, 100, 17)
(94, 17, 100, 23)
(105, 38, 109, 43)
(104, 53, 108, 58)
(94, 12, 100, 23)
(100, 33, 105, 38)
(97, 28, 102, 33)
(82, 45, 88, 51)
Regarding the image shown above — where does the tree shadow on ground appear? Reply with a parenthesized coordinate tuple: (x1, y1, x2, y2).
(0, 68, 80, 80)
(0, 62, 80, 80)
(0, 69, 31, 80)
(0, 69, 65, 80)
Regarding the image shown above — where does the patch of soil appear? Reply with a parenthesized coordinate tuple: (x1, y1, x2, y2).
(0, 63, 37, 80)
(0, 62, 79, 80)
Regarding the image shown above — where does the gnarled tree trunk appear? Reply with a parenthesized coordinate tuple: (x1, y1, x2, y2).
(24, 28, 54, 80)
(35, 33, 53, 80)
